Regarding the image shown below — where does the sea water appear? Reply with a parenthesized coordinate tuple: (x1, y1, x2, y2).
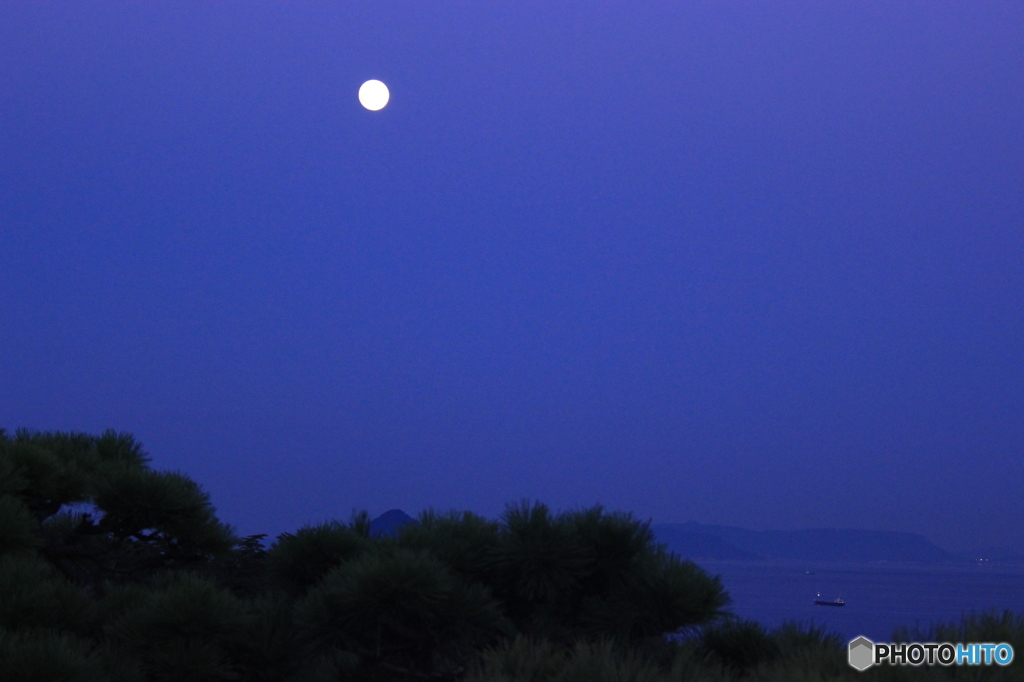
(694, 559, 1024, 641)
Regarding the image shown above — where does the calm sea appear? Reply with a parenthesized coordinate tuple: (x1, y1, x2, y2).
(694, 559, 1024, 641)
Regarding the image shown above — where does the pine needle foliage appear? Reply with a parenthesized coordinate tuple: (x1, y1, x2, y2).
(464, 636, 566, 682)
(232, 593, 307, 682)
(7, 427, 1021, 682)
(893, 609, 1024, 650)
(566, 506, 655, 597)
(268, 521, 368, 594)
(491, 501, 592, 636)
(3, 433, 91, 521)
(207, 534, 272, 598)
(397, 509, 502, 586)
(487, 502, 729, 643)
(0, 629, 107, 682)
(93, 466, 234, 555)
(466, 636, 732, 682)
(0, 428, 236, 591)
(296, 546, 508, 678)
(105, 572, 250, 682)
(0, 553, 95, 635)
(698, 618, 781, 671)
(0, 450, 27, 496)
(0, 494, 41, 554)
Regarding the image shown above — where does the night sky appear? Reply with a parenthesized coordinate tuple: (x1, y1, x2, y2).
(2, 3, 1022, 552)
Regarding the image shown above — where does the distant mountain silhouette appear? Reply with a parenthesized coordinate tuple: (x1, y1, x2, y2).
(952, 547, 1024, 563)
(653, 527, 760, 561)
(653, 521, 957, 563)
(370, 509, 415, 538)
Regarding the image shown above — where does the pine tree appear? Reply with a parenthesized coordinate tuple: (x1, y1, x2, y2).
(1, 429, 236, 593)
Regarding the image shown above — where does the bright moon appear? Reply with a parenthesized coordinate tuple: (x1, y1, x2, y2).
(358, 80, 389, 111)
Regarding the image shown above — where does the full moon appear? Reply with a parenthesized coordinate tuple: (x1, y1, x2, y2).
(358, 80, 389, 111)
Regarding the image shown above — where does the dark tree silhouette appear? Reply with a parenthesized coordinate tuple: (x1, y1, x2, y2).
(1, 429, 235, 594)
(0, 428, 739, 681)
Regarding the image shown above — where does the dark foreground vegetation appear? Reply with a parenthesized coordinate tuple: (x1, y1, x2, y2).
(1, 429, 1021, 681)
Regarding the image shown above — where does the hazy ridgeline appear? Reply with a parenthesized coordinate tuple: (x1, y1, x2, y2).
(1, 430, 1021, 681)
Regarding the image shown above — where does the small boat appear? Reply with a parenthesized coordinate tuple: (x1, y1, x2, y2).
(814, 592, 845, 607)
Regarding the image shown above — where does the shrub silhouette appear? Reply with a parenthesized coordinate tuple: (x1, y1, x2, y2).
(892, 609, 1024, 663)
(0, 429, 235, 593)
(486, 502, 729, 643)
(699, 618, 781, 671)
(16, 427, 1015, 681)
(567, 506, 655, 598)
(0, 553, 95, 636)
(105, 572, 253, 682)
(0, 629, 106, 682)
(296, 546, 508, 678)
(495, 502, 591, 602)
(268, 521, 368, 595)
(397, 509, 502, 587)
(208, 533, 272, 598)
(0, 428, 736, 680)
(0, 494, 42, 555)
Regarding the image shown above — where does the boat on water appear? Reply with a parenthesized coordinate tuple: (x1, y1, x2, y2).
(814, 592, 845, 607)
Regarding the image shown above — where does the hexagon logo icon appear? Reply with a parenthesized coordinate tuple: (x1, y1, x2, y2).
(848, 636, 875, 671)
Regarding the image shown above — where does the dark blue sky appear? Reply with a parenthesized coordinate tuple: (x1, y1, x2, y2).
(2, 2, 1022, 552)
